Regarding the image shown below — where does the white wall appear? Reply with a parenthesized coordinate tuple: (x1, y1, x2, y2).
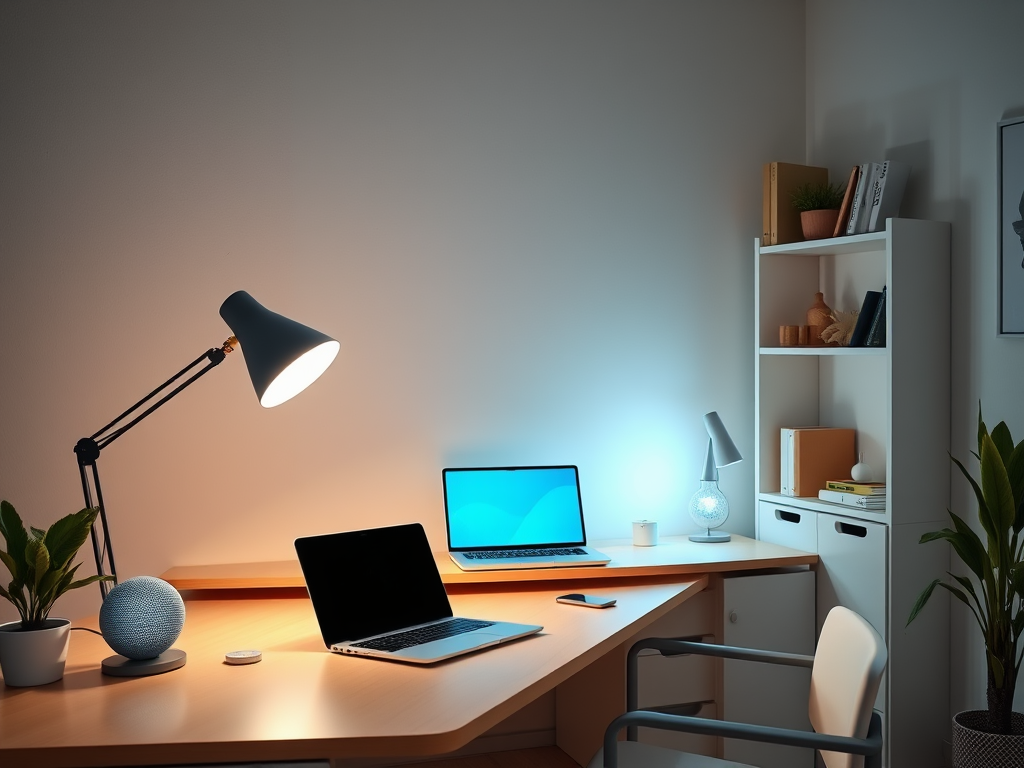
(0, 0, 806, 624)
(807, 0, 1024, 716)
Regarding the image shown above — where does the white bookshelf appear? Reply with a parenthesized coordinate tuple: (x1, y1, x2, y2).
(753, 218, 951, 768)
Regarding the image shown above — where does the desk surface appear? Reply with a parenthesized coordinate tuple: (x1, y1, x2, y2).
(0, 578, 705, 768)
(161, 534, 817, 592)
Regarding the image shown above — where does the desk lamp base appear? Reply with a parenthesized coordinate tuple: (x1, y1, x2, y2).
(102, 648, 187, 677)
(689, 530, 731, 543)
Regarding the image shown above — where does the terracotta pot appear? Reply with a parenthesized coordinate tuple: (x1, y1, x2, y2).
(799, 209, 840, 240)
(0, 618, 70, 686)
(952, 710, 1024, 768)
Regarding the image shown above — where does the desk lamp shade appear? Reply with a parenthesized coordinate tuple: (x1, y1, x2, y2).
(688, 411, 742, 543)
(219, 290, 340, 408)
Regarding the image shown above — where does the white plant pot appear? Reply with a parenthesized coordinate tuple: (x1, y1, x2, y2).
(0, 618, 71, 687)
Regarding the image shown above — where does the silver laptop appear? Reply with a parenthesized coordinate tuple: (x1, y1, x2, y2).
(443, 465, 611, 571)
(295, 523, 542, 664)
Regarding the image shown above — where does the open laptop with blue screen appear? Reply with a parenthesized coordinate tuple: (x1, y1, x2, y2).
(443, 465, 610, 571)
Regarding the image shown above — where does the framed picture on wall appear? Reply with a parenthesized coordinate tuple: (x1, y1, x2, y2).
(998, 115, 1024, 336)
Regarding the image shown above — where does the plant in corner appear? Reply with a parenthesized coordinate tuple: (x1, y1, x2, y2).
(908, 406, 1024, 746)
(791, 181, 846, 240)
(0, 501, 112, 686)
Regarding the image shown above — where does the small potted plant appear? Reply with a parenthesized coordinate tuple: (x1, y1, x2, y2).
(791, 181, 846, 240)
(908, 406, 1024, 767)
(0, 501, 112, 686)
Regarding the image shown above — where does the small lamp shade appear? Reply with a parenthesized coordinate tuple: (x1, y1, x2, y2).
(703, 411, 742, 470)
(220, 290, 340, 408)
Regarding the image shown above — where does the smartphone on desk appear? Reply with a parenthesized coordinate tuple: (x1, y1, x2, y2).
(556, 593, 616, 609)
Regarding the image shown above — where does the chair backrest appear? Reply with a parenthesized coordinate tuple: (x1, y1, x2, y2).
(808, 606, 887, 768)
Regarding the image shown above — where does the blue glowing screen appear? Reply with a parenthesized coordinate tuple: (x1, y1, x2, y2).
(444, 466, 585, 549)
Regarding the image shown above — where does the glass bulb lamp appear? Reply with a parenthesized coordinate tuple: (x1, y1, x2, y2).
(688, 411, 742, 543)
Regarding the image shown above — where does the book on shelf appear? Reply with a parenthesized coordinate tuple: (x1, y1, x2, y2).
(866, 160, 911, 233)
(818, 489, 887, 509)
(825, 480, 886, 495)
(845, 162, 871, 236)
(853, 162, 884, 234)
(833, 165, 860, 237)
(762, 162, 829, 245)
(780, 427, 856, 497)
(849, 289, 883, 347)
(864, 285, 887, 347)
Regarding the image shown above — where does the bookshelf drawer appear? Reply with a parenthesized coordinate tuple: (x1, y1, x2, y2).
(758, 501, 818, 553)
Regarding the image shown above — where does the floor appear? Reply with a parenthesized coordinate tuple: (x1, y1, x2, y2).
(386, 746, 583, 768)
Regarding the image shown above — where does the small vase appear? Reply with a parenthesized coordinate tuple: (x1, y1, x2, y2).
(0, 618, 71, 686)
(806, 292, 832, 345)
(800, 209, 840, 240)
(952, 710, 1024, 768)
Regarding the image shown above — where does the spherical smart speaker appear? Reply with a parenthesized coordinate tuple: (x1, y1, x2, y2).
(99, 576, 187, 677)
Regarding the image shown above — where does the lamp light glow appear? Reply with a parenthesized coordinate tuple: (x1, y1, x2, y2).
(259, 340, 340, 408)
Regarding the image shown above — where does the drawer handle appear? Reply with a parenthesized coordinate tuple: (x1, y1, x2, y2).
(776, 510, 801, 524)
(836, 521, 867, 538)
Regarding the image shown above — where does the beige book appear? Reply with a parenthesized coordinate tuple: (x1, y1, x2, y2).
(763, 162, 829, 245)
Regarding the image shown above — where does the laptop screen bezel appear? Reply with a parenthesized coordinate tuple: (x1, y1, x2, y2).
(295, 523, 454, 647)
(442, 465, 589, 553)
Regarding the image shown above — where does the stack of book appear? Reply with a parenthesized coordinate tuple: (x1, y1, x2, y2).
(834, 161, 911, 237)
(818, 480, 886, 511)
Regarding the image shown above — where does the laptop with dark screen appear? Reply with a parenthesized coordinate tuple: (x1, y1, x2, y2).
(295, 523, 542, 663)
(443, 465, 610, 571)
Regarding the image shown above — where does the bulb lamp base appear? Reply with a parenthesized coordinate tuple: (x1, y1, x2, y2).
(689, 531, 731, 543)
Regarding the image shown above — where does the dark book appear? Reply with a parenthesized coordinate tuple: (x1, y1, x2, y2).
(849, 290, 883, 347)
(864, 286, 887, 347)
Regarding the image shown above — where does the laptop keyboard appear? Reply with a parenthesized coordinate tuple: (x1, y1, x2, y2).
(463, 547, 587, 560)
(351, 618, 496, 652)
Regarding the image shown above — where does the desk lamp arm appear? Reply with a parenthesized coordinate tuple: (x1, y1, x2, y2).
(74, 337, 238, 597)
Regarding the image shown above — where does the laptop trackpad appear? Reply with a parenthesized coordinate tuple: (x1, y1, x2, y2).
(397, 632, 499, 662)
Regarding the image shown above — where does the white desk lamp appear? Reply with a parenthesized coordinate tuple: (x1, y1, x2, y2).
(688, 411, 742, 543)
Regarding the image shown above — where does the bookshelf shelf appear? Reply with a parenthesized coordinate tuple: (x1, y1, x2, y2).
(759, 229, 887, 256)
(753, 217, 950, 768)
(758, 346, 885, 356)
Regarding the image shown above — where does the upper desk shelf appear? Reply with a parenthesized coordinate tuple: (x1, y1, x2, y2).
(160, 534, 818, 594)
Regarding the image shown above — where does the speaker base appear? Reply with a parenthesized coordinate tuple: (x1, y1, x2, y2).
(102, 648, 187, 677)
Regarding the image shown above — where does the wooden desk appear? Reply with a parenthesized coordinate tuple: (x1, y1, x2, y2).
(0, 578, 705, 767)
(0, 536, 816, 767)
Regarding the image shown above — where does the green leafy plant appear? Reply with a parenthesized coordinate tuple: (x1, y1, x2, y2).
(0, 501, 112, 630)
(908, 405, 1024, 735)
(790, 181, 846, 212)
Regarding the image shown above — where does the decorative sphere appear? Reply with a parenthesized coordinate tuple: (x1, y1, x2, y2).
(851, 460, 874, 482)
(99, 576, 185, 660)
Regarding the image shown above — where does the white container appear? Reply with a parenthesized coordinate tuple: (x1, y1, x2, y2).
(632, 520, 658, 546)
(0, 618, 71, 686)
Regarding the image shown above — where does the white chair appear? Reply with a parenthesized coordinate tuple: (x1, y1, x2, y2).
(588, 605, 887, 768)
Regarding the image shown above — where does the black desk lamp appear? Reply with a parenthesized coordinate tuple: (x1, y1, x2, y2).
(74, 290, 340, 598)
